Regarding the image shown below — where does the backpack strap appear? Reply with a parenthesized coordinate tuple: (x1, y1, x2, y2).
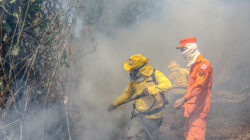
(151, 69, 158, 85)
(131, 69, 169, 119)
(151, 69, 168, 108)
(151, 69, 168, 106)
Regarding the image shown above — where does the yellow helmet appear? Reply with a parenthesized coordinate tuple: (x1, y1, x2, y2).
(124, 54, 149, 71)
(167, 60, 179, 69)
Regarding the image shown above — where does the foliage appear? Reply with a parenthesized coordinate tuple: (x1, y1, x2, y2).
(0, 0, 76, 139)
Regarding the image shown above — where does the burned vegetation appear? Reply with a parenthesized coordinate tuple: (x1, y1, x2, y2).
(0, 0, 76, 139)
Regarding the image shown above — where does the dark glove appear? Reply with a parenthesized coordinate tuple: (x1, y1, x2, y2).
(108, 104, 117, 112)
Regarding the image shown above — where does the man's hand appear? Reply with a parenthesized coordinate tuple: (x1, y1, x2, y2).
(142, 88, 149, 96)
(173, 97, 186, 109)
(108, 104, 117, 112)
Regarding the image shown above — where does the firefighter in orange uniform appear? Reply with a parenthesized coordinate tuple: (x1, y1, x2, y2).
(174, 37, 213, 140)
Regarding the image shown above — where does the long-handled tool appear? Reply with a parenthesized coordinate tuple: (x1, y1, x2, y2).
(115, 94, 146, 108)
(116, 86, 186, 108)
(119, 86, 186, 105)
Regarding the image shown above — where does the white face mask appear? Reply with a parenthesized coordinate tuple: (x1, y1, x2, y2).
(181, 43, 200, 69)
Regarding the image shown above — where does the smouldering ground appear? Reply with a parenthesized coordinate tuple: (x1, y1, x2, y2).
(159, 90, 250, 140)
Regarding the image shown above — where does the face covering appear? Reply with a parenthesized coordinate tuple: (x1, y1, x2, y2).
(181, 43, 200, 69)
(129, 63, 146, 82)
(129, 70, 146, 82)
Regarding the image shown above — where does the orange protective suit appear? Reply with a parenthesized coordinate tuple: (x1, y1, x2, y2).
(183, 54, 213, 140)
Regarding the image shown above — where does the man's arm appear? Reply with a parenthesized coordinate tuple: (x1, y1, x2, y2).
(112, 82, 134, 106)
(147, 70, 172, 95)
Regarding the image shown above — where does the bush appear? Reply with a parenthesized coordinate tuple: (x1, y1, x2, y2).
(0, 0, 76, 139)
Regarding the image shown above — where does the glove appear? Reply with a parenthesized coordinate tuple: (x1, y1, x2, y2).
(108, 104, 117, 112)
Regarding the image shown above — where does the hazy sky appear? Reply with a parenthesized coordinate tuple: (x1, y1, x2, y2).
(69, 0, 250, 139)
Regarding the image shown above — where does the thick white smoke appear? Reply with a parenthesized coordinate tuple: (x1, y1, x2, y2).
(70, 0, 250, 139)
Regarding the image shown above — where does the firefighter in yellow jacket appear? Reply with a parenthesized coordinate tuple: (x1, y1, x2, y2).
(167, 60, 189, 129)
(108, 54, 172, 140)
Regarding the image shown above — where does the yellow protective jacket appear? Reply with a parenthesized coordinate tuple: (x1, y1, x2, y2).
(168, 66, 189, 94)
(113, 66, 172, 119)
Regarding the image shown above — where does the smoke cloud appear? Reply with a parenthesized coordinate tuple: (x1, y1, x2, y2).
(71, 0, 250, 139)
(71, 0, 250, 140)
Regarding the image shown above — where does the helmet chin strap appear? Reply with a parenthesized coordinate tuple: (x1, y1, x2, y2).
(129, 63, 147, 82)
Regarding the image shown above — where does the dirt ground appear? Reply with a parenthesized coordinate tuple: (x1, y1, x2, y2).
(158, 90, 250, 140)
